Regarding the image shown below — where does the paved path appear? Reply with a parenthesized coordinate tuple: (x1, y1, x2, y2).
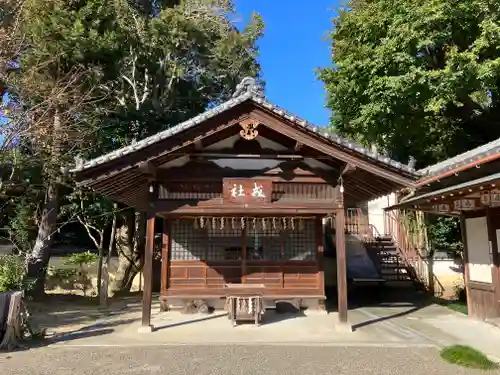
(0, 345, 493, 375)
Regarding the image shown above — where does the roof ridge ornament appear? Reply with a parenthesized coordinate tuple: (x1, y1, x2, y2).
(408, 156, 416, 170)
(74, 155, 85, 169)
(232, 77, 264, 99)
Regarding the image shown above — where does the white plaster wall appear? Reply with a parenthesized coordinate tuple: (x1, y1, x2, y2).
(465, 216, 493, 284)
(432, 260, 462, 276)
(367, 193, 396, 236)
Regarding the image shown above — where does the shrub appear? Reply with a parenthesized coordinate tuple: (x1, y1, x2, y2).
(0, 255, 27, 292)
(46, 251, 98, 296)
(453, 285, 467, 302)
(63, 251, 98, 267)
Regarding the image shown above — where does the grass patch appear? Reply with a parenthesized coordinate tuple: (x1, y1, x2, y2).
(434, 298, 468, 315)
(440, 345, 499, 370)
(446, 301, 468, 315)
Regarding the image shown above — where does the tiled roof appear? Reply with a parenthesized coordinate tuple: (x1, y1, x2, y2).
(70, 77, 417, 175)
(417, 138, 500, 177)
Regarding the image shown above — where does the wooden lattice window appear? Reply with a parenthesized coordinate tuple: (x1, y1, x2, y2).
(282, 219, 316, 260)
(171, 219, 207, 260)
(207, 224, 243, 261)
(246, 222, 281, 261)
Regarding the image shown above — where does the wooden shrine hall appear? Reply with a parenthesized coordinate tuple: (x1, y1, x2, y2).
(72, 77, 417, 331)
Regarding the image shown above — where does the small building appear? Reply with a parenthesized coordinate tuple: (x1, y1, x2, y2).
(388, 138, 500, 321)
(71, 78, 416, 330)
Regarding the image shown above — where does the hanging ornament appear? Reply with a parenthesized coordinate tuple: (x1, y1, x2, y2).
(200, 217, 205, 229)
(252, 217, 257, 230)
(291, 217, 295, 231)
(282, 217, 287, 230)
(220, 217, 225, 230)
(231, 217, 236, 230)
(272, 217, 277, 230)
(194, 218, 199, 230)
(299, 219, 304, 232)
(262, 218, 267, 230)
(212, 217, 216, 230)
(241, 217, 245, 229)
(255, 217, 261, 232)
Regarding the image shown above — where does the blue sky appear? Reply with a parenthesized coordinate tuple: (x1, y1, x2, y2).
(1, 2, 337, 129)
(236, 0, 337, 126)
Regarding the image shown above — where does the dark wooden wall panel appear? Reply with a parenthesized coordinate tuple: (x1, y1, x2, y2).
(167, 260, 320, 296)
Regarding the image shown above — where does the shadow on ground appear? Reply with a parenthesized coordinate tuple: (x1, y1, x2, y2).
(16, 292, 146, 349)
(326, 284, 435, 330)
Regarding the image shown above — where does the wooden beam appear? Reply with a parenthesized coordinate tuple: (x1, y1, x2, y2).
(137, 161, 158, 179)
(335, 205, 349, 326)
(140, 210, 156, 332)
(251, 108, 415, 187)
(160, 218, 171, 312)
(316, 217, 326, 312)
(340, 163, 356, 177)
(194, 139, 203, 151)
(76, 109, 249, 186)
(154, 200, 341, 215)
(294, 141, 303, 152)
(154, 162, 339, 184)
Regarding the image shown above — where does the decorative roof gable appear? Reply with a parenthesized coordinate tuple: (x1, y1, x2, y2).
(71, 77, 417, 177)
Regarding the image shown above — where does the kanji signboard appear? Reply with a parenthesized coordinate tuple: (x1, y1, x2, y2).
(223, 179, 272, 204)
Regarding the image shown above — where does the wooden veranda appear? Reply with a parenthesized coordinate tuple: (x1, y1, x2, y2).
(72, 77, 417, 331)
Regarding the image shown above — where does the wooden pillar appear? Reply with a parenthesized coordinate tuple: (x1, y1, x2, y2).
(486, 209, 500, 316)
(140, 210, 156, 332)
(336, 208, 349, 325)
(460, 215, 472, 317)
(242, 226, 247, 284)
(316, 217, 325, 311)
(160, 218, 171, 312)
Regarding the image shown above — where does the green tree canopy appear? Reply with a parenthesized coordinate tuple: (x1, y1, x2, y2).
(2, 0, 264, 295)
(320, 0, 500, 167)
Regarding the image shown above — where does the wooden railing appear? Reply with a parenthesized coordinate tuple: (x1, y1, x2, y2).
(344, 206, 445, 296)
(384, 209, 445, 296)
(345, 208, 380, 241)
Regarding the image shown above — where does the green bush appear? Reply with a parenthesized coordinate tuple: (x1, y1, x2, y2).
(0, 255, 27, 292)
(46, 251, 98, 296)
(63, 251, 98, 267)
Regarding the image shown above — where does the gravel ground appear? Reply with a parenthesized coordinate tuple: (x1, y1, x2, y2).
(0, 345, 494, 375)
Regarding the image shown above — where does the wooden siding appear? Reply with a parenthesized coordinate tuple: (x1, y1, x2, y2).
(461, 211, 500, 320)
(158, 181, 338, 203)
(164, 218, 323, 300)
(468, 282, 498, 320)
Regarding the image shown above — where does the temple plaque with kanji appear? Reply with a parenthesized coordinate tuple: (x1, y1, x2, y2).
(223, 179, 272, 204)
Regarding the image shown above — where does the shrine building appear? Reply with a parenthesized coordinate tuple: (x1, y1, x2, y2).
(71, 77, 417, 330)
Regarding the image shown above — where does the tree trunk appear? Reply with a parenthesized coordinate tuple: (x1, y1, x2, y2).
(26, 107, 62, 298)
(101, 204, 118, 305)
(96, 235, 104, 300)
(25, 182, 58, 297)
(111, 211, 146, 293)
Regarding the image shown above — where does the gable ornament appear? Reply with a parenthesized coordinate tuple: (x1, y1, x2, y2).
(239, 118, 260, 140)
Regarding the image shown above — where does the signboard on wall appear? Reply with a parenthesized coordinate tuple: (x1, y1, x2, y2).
(222, 178, 272, 204)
